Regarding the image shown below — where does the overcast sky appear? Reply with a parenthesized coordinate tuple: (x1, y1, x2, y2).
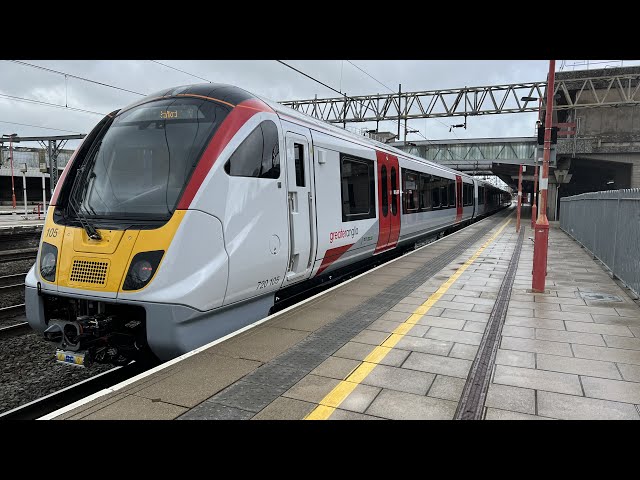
(1, 59, 637, 150)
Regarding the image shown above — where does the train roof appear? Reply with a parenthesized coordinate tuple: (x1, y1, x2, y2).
(119, 83, 509, 193)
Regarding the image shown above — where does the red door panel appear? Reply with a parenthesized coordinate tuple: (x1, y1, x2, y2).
(388, 159, 401, 246)
(456, 175, 463, 223)
(375, 151, 400, 253)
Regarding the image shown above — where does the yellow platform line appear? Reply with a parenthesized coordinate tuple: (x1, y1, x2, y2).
(305, 217, 512, 420)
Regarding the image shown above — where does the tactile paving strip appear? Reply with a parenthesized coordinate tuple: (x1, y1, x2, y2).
(179, 212, 511, 420)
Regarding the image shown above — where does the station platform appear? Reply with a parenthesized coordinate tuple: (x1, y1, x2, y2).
(45, 208, 640, 420)
(0, 212, 45, 228)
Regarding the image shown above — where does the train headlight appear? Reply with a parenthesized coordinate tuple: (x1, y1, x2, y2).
(123, 250, 164, 291)
(40, 242, 58, 282)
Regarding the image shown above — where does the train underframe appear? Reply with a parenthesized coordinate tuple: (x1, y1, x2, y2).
(41, 294, 152, 367)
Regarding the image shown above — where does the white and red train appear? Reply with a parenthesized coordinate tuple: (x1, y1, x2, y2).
(25, 83, 510, 366)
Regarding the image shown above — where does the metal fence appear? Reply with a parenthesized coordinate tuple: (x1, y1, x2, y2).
(560, 188, 640, 297)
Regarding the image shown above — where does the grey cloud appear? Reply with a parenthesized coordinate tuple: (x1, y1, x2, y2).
(1, 59, 636, 151)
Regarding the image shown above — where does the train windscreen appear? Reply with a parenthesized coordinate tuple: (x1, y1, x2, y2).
(74, 98, 229, 219)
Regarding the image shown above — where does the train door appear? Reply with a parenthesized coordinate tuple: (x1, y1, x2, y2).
(455, 175, 463, 223)
(375, 151, 400, 253)
(284, 129, 316, 284)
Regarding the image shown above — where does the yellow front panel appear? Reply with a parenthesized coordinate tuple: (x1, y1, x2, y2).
(121, 210, 186, 292)
(57, 227, 139, 292)
(40, 208, 67, 285)
(49, 208, 186, 293)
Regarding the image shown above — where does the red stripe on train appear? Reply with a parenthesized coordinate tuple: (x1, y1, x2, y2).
(50, 138, 87, 206)
(177, 97, 273, 209)
(316, 244, 353, 276)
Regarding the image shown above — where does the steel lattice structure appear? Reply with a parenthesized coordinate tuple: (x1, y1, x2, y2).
(280, 73, 640, 124)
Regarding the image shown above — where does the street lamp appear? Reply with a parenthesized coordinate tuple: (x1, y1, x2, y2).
(2, 133, 19, 209)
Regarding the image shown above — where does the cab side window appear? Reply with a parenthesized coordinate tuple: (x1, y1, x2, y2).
(224, 120, 280, 179)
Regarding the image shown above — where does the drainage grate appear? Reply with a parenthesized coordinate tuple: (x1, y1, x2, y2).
(579, 292, 623, 303)
(454, 227, 525, 420)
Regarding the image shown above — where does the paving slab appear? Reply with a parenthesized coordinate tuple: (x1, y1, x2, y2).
(495, 349, 535, 369)
(215, 326, 308, 362)
(500, 336, 573, 357)
(581, 376, 640, 404)
(310, 356, 361, 380)
(365, 389, 457, 420)
(427, 375, 466, 402)
(417, 315, 465, 330)
(338, 384, 382, 413)
(493, 365, 582, 395)
(617, 364, 640, 383)
(485, 408, 548, 420)
(536, 354, 621, 380)
(535, 329, 606, 346)
(572, 344, 640, 365)
(82, 395, 188, 420)
(485, 384, 536, 415)
(133, 354, 261, 408)
(565, 321, 634, 337)
(328, 409, 385, 420)
(449, 343, 479, 360)
(603, 335, 640, 350)
(424, 327, 483, 346)
(402, 351, 472, 378)
(283, 374, 341, 404)
(501, 325, 535, 339)
(362, 364, 435, 395)
(333, 341, 410, 366)
(252, 397, 316, 420)
(537, 391, 639, 420)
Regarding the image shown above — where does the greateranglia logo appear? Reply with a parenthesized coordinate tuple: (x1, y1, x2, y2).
(329, 227, 359, 244)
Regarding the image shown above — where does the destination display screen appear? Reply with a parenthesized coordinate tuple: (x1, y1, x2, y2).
(122, 103, 204, 122)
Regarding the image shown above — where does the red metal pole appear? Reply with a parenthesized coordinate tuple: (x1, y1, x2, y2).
(532, 59, 556, 293)
(531, 165, 538, 228)
(10, 137, 16, 209)
(516, 164, 523, 232)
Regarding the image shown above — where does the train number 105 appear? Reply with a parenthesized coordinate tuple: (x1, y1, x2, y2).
(46, 228, 59, 238)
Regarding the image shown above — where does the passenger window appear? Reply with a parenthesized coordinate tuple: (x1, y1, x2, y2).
(432, 181, 440, 208)
(420, 174, 432, 211)
(441, 185, 448, 208)
(341, 155, 376, 222)
(391, 167, 398, 216)
(403, 170, 419, 213)
(463, 184, 473, 206)
(449, 181, 456, 207)
(294, 143, 305, 186)
(381, 165, 388, 217)
(224, 120, 280, 179)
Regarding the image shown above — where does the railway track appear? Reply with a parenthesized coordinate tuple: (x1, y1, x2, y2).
(0, 273, 26, 287)
(0, 322, 30, 339)
(0, 303, 26, 319)
(0, 361, 150, 420)
(0, 248, 38, 264)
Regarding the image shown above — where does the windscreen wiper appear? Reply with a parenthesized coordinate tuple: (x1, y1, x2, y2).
(68, 191, 102, 240)
(67, 158, 102, 241)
